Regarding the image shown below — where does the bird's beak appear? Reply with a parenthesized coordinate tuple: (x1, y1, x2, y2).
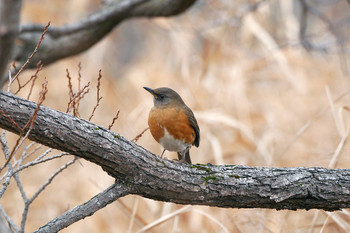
(143, 87, 155, 96)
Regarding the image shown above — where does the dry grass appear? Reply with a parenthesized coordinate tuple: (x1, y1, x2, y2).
(2, 0, 350, 232)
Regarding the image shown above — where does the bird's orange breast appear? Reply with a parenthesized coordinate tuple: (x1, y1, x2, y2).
(148, 107, 196, 145)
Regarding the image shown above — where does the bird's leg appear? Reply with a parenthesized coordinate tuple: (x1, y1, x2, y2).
(160, 148, 166, 158)
(177, 151, 184, 162)
(178, 147, 191, 164)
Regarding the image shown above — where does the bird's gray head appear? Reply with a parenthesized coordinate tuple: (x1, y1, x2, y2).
(143, 87, 185, 107)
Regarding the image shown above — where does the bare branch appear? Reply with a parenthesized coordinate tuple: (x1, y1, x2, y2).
(0, 111, 22, 132)
(0, 132, 12, 200)
(89, 70, 103, 121)
(108, 110, 120, 130)
(75, 63, 82, 115)
(34, 182, 130, 233)
(1, 133, 25, 172)
(65, 67, 91, 116)
(66, 81, 90, 114)
(19, 158, 76, 232)
(17, 62, 43, 98)
(0, 205, 20, 233)
(14, 153, 68, 175)
(0, 152, 68, 184)
(32, 158, 76, 204)
(12, 22, 50, 84)
(132, 127, 149, 142)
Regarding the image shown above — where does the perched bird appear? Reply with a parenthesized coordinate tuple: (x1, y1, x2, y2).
(144, 87, 200, 164)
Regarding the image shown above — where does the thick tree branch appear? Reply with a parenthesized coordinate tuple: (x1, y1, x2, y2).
(12, 0, 197, 75)
(20, 0, 148, 37)
(33, 182, 130, 233)
(128, 0, 196, 17)
(0, 90, 350, 211)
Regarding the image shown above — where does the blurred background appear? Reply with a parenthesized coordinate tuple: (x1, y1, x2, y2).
(2, 0, 350, 232)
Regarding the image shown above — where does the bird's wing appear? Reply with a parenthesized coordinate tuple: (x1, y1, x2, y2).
(186, 107, 200, 147)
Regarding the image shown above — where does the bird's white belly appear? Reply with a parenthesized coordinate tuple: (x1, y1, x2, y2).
(159, 128, 188, 152)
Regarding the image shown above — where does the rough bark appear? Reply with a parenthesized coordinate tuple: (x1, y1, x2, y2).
(0, 90, 350, 211)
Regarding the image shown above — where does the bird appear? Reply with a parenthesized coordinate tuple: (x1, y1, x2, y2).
(144, 87, 200, 164)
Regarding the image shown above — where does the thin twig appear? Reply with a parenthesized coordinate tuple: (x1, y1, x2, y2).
(0, 175, 11, 199)
(11, 22, 50, 84)
(108, 110, 120, 130)
(0, 78, 48, 172)
(66, 68, 73, 99)
(96, 69, 102, 102)
(21, 143, 43, 162)
(14, 172, 28, 204)
(24, 78, 48, 131)
(27, 62, 43, 100)
(31, 158, 76, 203)
(75, 63, 82, 115)
(89, 70, 102, 121)
(66, 68, 74, 113)
(0, 131, 13, 199)
(0, 136, 23, 172)
(66, 82, 90, 114)
(0, 205, 20, 232)
(14, 61, 43, 96)
(0, 152, 68, 184)
(33, 182, 130, 233)
(73, 83, 90, 115)
(77, 63, 82, 91)
(132, 127, 149, 142)
(15, 153, 69, 175)
(0, 110, 22, 132)
(20, 158, 77, 232)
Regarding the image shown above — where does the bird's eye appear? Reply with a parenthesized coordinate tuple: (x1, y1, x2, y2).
(157, 95, 165, 100)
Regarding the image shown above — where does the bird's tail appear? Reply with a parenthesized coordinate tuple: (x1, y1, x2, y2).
(178, 150, 192, 164)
